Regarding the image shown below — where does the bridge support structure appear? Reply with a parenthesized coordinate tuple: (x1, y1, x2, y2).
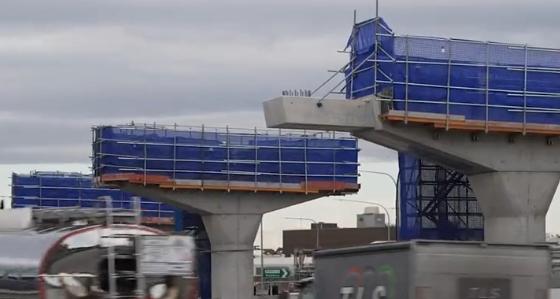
(121, 184, 319, 299)
(264, 96, 560, 243)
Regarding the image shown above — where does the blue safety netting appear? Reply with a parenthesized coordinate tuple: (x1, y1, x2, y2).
(11, 172, 176, 219)
(346, 17, 560, 125)
(398, 153, 483, 241)
(93, 126, 359, 187)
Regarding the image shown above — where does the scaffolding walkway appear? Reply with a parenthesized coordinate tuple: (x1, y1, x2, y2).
(12, 171, 175, 225)
(314, 17, 560, 136)
(93, 124, 360, 195)
(383, 110, 560, 135)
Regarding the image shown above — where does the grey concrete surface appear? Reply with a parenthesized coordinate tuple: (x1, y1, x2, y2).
(470, 172, 560, 243)
(263, 96, 560, 244)
(122, 184, 320, 299)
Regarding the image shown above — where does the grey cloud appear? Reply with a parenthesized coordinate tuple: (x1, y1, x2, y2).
(0, 110, 395, 164)
(0, 0, 557, 163)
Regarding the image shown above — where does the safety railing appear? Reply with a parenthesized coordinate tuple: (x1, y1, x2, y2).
(314, 17, 560, 135)
(92, 123, 360, 194)
(12, 171, 175, 224)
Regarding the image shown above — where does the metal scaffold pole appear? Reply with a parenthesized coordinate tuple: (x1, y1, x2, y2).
(104, 196, 117, 299)
(260, 218, 265, 293)
(133, 196, 146, 298)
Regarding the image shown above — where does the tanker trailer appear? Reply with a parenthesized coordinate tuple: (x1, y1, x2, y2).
(0, 222, 198, 299)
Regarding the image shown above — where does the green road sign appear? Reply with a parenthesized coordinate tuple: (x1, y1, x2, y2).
(262, 267, 290, 279)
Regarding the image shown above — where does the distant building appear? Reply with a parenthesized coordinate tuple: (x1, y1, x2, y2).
(282, 222, 394, 257)
(356, 207, 386, 228)
(310, 222, 338, 230)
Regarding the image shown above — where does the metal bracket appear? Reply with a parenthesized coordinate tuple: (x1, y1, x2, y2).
(507, 133, 519, 144)
(470, 132, 480, 142)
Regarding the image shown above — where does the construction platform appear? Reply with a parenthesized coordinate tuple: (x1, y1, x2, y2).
(338, 17, 560, 136)
(383, 110, 560, 136)
(12, 171, 176, 225)
(93, 124, 360, 195)
(98, 173, 359, 194)
(91, 124, 361, 299)
(263, 16, 560, 245)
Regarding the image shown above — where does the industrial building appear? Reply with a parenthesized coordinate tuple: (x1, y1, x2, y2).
(283, 208, 395, 256)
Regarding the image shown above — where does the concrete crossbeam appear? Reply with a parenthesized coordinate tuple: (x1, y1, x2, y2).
(263, 96, 379, 131)
(263, 96, 560, 244)
(121, 184, 320, 299)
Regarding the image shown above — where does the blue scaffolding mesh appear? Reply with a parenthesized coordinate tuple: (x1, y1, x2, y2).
(345, 17, 560, 126)
(11, 171, 176, 221)
(93, 124, 359, 193)
(398, 154, 483, 241)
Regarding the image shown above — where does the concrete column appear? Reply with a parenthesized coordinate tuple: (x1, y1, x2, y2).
(119, 185, 321, 299)
(469, 172, 560, 243)
(202, 213, 262, 299)
(263, 96, 560, 244)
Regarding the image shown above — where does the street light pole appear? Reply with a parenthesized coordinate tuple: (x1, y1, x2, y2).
(285, 217, 319, 250)
(338, 199, 392, 241)
(260, 217, 264, 293)
(359, 170, 399, 239)
(360, 170, 397, 187)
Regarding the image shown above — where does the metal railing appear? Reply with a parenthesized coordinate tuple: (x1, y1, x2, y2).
(12, 172, 175, 221)
(92, 123, 360, 194)
(313, 17, 560, 134)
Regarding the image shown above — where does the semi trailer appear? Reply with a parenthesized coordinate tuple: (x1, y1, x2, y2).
(313, 240, 550, 299)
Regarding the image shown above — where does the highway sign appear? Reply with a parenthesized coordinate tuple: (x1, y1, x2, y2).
(262, 267, 291, 279)
(139, 235, 196, 276)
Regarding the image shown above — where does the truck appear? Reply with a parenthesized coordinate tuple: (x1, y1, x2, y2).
(0, 207, 199, 299)
(313, 240, 550, 299)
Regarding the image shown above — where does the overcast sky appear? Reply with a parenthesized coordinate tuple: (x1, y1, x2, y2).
(1, 0, 559, 163)
(1, 0, 560, 246)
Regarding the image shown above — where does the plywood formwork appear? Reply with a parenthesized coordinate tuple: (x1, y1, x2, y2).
(383, 110, 560, 135)
(98, 173, 360, 195)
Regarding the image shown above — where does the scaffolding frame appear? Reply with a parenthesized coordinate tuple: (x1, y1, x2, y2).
(307, 15, 560, 240)
(92, 123, 360, 194)
(399, 155, 483, 241)
(12, 171, 175, 224)
(315, 17, 560, 136)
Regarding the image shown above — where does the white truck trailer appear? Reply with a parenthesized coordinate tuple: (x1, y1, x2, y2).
(313, 240, 550, 299)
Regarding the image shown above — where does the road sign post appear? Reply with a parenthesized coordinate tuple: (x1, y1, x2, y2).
(262, 267, 291, 280)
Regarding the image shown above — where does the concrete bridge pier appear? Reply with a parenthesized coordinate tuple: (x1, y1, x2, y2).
(263, 96, 560, 244)
(120, 184, 320, 299)
(470, 172, 560, 243)
(202, 213, 262, 299)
